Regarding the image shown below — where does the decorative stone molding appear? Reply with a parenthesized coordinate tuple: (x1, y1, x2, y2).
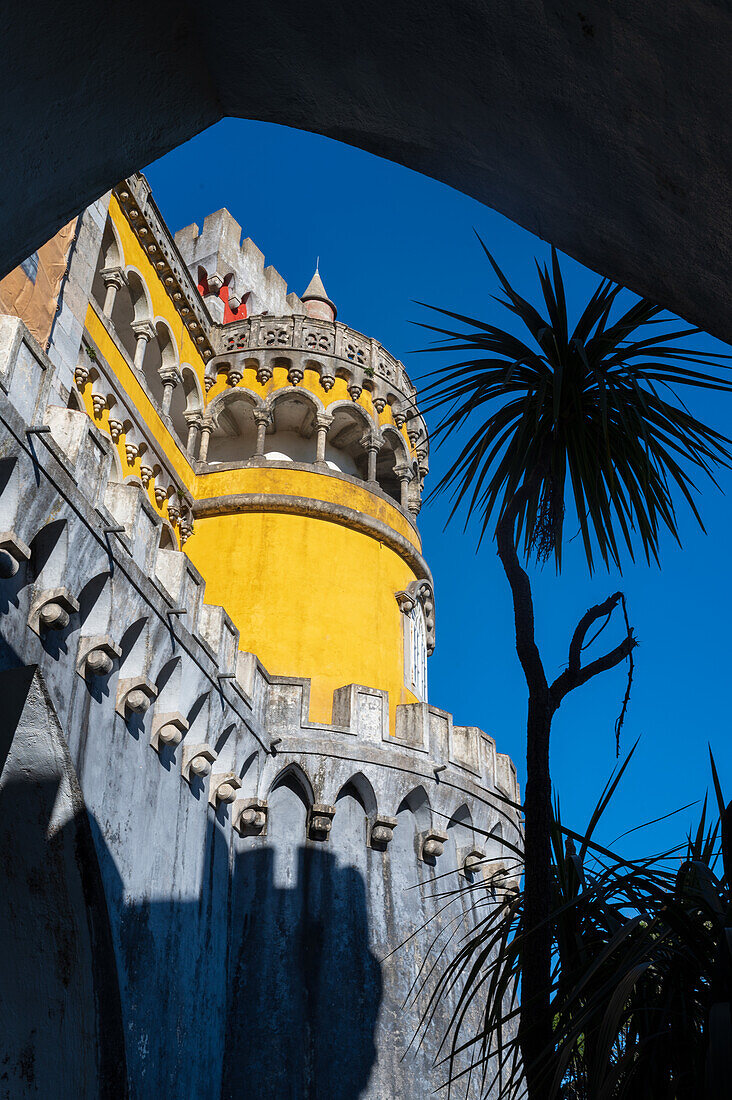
(150, 711, 189, 752)
(108, 415, 124, 443)
(419, 829, 448, 863)
(208, 771, 242, 808)
(308, 803, 335, 841)
(114, 177, 216, 362)
(0, 531, 30, 578)
(76, 635, 122, 679)
(115, 675, 158, 718)
(218, 314, 409, 396)
(395, 579, 436, 655)
(28, 587, 79, 636)
(130, 319, 156, 344)
(461, 848, 487, 880)
(233, 798, 268, 836)
(369, 815, 398, 850)
(181, 744, 218, 784)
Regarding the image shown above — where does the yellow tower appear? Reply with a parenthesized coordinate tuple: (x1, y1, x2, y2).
(179, 259, 433, 730)
(77, 177, 434, 731)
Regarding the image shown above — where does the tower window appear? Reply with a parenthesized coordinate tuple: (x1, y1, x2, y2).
(407, 601, 428, 701)
(21, 251, 39, 284)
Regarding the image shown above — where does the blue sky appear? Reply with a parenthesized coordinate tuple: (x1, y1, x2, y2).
(146, 118, 732, 860)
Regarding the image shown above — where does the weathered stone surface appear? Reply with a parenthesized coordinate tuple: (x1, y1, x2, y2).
(0, 318, 520, 1096)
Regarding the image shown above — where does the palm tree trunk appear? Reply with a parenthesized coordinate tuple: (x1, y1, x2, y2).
(496, 502, 555, 1096)
(521, 692, 555, 1092)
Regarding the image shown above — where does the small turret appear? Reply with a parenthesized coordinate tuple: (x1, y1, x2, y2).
(301, 265, 337, 322)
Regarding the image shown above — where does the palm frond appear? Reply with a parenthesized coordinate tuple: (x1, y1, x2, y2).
(416, 245, 732, 570)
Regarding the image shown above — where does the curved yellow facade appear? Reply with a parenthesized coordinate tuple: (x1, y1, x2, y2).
(187, 505, 420, 728)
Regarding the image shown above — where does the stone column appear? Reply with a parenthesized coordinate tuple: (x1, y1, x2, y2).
(314, 412, 333, 466)
(130, 320, 155, 369)
(184, 411, 202, 455)
(101, 267, 126, 317)
(198, 420, 214, 464)
(394, 463, 412, 511)
(360, 431, 381, 485)
(159, 368, 179, 416)
(253, 409, 271, 457)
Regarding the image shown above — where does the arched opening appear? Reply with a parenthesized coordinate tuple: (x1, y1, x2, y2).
(140, 320, 178, 410)
(264, 389, 320, 465)
(169, 365, 203, 445)
(325, 403, 372, 479)
(109, 269, 151, 363)
(377, 426, 409, 504)
(207, 390, 260, 464)
(269, 765, 313, 889)
(90, 219, 123, 313)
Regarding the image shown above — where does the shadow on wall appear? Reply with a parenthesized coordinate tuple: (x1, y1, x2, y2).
(0, 665, 382, 1099)
(223, 847, 381, 1100)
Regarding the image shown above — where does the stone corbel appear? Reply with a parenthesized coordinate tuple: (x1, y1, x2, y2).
(115, 675, 158, 718)
(150, 711, 189, 752)
(208, 772, 242, 808)
(308, 804, 336, 841)
(419, 828, 448, 863)
(395, 579, 436, 655)
(76, 635, 122, 680)
(233, 798, 268, 837)
(319, 363, 335, 392)
(256, 361, 273, 385)
(0, 531, 31, 578)
(460, 848, 487, 880)
(206, 272, 224, 295)
(369, 815, 398, 850)
(181, 744, 218, 784)
(28, 587, 79, 636)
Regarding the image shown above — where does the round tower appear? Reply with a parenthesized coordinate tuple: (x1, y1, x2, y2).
(185, 272, 432, 729)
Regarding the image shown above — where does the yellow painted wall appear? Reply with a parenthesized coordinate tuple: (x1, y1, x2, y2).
(186, 509, 419, 729)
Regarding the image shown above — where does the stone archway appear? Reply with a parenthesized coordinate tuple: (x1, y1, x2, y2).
(1, 2, 731, 342)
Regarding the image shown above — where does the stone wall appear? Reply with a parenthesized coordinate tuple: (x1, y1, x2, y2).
(0, 313, 520, 1098)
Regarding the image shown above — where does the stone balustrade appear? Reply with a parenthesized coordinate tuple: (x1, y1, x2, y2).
(212, 313, 416, 405)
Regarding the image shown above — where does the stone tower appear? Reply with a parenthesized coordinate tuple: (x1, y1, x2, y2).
(0, 173, 519, 1098)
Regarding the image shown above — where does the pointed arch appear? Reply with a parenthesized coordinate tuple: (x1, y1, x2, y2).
(396, 784, 432, 832)
(269, 762, 314, 807)
(336, 772, 377, 818)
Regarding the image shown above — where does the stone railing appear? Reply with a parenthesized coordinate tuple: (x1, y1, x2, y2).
(213, 314, 416, 402)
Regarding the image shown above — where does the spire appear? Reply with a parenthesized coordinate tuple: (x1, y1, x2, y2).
(301, 264, 337, 322)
